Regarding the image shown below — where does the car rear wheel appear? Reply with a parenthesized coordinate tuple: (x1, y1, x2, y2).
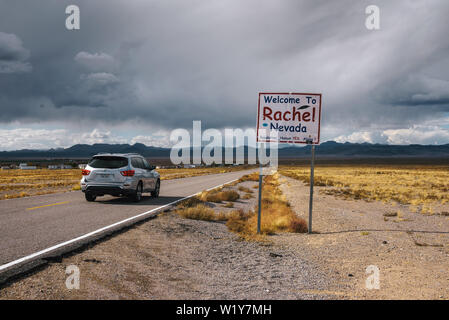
(133, 182, 143, 202)
(151, 180, 160, 198)
(85, 192, 96, 202)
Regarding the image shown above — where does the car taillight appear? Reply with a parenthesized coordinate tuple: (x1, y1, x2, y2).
(82, 169, 91, 176)
(120, 170, 135, 176)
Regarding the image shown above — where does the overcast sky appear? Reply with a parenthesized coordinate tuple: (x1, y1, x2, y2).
(0, 0, 449, 150)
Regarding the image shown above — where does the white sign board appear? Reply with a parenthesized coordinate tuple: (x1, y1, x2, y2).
(257, 92, 322, 144)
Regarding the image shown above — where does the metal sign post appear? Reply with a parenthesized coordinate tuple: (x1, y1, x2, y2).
(257, 161, 263, 234)
(307, 139, 315, 234)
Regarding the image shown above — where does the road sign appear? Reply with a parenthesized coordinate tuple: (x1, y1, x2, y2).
(256, 92, 322, 234)
(257, 92, 322, 145)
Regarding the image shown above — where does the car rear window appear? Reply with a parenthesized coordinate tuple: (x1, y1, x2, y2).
(88, 156, 128, 169)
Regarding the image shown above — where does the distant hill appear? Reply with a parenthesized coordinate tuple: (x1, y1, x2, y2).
(1, 141, 449, 160)
(278, 141, 449, 158)
(0, 143, 170, 159)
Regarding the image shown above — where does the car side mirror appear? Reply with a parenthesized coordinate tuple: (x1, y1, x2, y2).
(148, 165, 156, 171)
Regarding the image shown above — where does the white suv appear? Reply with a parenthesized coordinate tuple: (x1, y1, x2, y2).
(80, 153, 160, 202)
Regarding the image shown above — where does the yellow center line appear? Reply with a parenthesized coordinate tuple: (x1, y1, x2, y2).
(26, 201, 70, 211)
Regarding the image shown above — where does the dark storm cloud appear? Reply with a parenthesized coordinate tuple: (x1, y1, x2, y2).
(378, 75, 449, 107)
(0, 0, 448, 139)
(74, 52, 116, 72)
(0, 32, 32, 73)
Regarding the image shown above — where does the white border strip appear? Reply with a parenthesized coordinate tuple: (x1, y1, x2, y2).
(0, 177, 241, 273)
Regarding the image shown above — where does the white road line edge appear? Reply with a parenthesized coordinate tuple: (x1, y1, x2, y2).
(0, 176, 243, 272)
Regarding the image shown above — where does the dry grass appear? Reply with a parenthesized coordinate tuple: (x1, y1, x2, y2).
(238, 186, 253, 194)
(280, 165, 449, 214)
(222, 202, 234, 208)
(176, 197, 228, 221)
(383, 211, 398, 217)
(199, 189, 240, 203)
(0, 169, 81, 200)
(176, 196, 204, 208)
(159, 166, 255, 181)
(237, 172, 260, 182)
(176, 204, 218, 221)
(175, 173, 307, 240)
(226, 174, 307, 238)
(219, 190, 240, 201)
(225, 209, 252, 234)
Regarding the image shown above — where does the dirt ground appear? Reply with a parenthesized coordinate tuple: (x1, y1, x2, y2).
(277, 175, 449, 299)
(0, 174, 448, 299)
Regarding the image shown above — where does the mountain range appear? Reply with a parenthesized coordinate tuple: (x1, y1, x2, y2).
(1, 141, 449, 159)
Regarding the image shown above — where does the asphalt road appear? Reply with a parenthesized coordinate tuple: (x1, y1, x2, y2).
(0, 169, 254, 268)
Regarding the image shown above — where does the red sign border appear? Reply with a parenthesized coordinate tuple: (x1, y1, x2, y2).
(256, 92, 322, 145)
